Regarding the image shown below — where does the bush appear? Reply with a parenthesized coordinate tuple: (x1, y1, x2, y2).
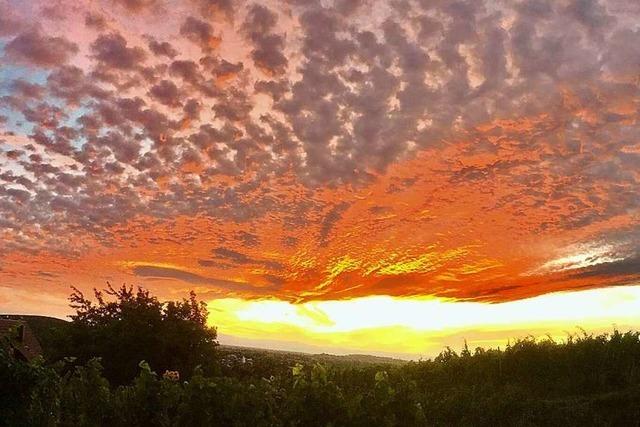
(52, 284, 218, 384)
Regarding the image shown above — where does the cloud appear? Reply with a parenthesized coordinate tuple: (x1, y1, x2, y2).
(147, 38, 178, 58)
(191, 0, 236, 21)
(235, 230, 259, 247)
(180, 16, 219, 51)
(319, 202, 351, 246)
(131, 265, 278, 292)
(84, 12, 107, 30)
(111, 0, 159, 12)
(5, 28, 78, 67)
(90, 32, 147, 70)
(148, 80, 181, 107)
(0, 0, 639, 306)
(0, 4, 23, 36)
(207, 247, 284, 271)
(242, 5, 288, 75)
(570, 255, 640, 281)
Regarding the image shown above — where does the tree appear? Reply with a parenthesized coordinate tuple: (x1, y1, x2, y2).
(56, 283, 218, 384)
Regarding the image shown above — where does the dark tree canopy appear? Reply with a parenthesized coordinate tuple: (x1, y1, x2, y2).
(57, 284, 218, 384)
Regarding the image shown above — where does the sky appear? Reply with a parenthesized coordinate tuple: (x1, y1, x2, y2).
(0, 0, 639, 359)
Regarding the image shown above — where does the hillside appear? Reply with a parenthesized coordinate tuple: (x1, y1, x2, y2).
(219, 344, 406, 366)
(0, 314, 68, 359)
(1, 314, 68, 333)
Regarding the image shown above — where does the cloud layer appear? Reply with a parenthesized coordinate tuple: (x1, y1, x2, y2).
(0, 0, 638, 305)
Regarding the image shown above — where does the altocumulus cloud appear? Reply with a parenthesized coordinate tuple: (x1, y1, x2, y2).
(0, 0, 638, 303)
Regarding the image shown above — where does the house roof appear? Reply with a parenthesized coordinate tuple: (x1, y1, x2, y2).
(0, 319, 43, 361)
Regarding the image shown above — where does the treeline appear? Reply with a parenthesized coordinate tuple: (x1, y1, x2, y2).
(5, 331, 640, 426)
(3, 286, 640, 426)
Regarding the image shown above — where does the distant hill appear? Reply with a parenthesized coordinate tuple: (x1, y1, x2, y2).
(312, 351, 406, 365)
(219, 344, 406, 367)
(0, 314, 68, 359)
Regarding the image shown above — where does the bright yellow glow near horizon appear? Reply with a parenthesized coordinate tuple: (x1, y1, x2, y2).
(208, 285, 640, 359)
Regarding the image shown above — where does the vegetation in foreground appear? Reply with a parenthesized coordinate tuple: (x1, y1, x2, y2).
(2, 286, 640, 426)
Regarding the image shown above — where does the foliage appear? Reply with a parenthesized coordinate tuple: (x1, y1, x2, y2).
(51, 284, 218, 384)
(0, 347, 60, 427)
(3, 329, 640, 426)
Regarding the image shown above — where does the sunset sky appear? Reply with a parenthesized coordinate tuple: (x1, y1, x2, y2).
(1, 0, 639, 358)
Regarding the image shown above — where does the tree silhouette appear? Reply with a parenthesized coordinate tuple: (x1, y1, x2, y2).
(56, 283, 218, 384)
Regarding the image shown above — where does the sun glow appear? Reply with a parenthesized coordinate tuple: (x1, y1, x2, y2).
(209, 285, 640, 358)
